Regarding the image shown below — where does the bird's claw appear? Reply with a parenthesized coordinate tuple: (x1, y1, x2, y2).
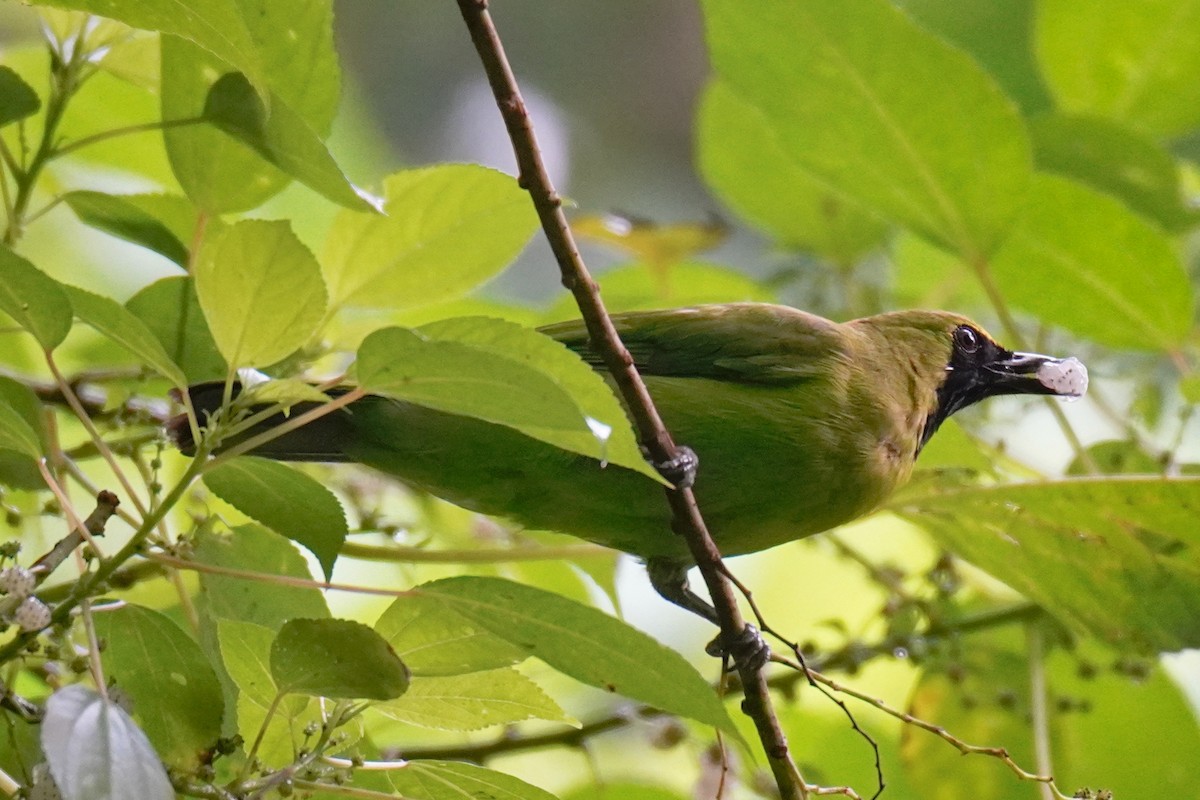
(705, 623, 771, 674)
(649, 445, 699, 489)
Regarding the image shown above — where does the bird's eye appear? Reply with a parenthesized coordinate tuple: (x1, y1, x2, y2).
(954, 325, 981, 354)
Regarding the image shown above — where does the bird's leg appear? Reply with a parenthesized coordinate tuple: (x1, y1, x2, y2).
(646, 557, 770, 673)
(644, 445, 699, 489)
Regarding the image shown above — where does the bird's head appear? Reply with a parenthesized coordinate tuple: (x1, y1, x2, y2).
(852, 310, 1089, 449)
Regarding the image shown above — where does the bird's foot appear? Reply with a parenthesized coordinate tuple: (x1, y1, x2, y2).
(705, 623, 771, 674)
(648, 445, 699, 489)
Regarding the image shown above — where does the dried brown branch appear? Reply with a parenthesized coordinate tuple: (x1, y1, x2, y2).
(453, 3, 799, 795)
(30, 490, 120, 582)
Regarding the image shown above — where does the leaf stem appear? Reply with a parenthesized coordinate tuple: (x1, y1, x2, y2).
(1027, 623, 1057, 800)
(50, 116, 206, 160)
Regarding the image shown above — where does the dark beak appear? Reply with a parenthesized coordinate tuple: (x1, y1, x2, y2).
(981, 351, 1089, 399)
(921, 348, 1088, 450)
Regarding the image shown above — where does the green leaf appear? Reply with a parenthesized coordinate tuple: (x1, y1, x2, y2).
(417, 577, 739, 736)
(419, 316, 660, 480)
(386, 760, 561, 800)
(562, 785, 687, 800)
(92, 605, 224, 768)
(0, 244, 72, 350)
(0, 377, 46, 486)
(193, 524, 329, 629)
(902, 645, 1034, 799)
(322, 165, 538, 315)
(702, 0, 1031, 260)
(238, 379, 331, 407)
(1047, 640, 1200, 797)
(63, 284, 188, 388)
(1067, 440, 1162, 476)
(890, 232, 986, 310)
(1031, 114, 1197, 232)
(63, 191, 193, 265)
(27, 0, 267, 100)
(126, 276, 227, 384)
(906, 628, 1200, 799)
(0, 397, 42, 460)
(160, 0, 341, 212)
(893, 0, 1052, 115)
(270, 618, 410, 699)
(41, 685, 173, 800)
(198, 72, 375, 211)
(374, 594, 527, 677)
(1037, 0, 1200, 138)
(216, 619, 317, 767)
(990, 174, 1192, 350)
(375, 668, 573, 731)
(697, 79, 889, 262)
(891, 477, 1200, 651)
(0, 65, 39, 126)
(203, 456, 347, 580)
(356, 326, 602, 465)
(194, 219, 328, 368)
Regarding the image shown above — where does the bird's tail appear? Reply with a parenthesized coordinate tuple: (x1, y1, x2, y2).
(167, 382, 357, 462)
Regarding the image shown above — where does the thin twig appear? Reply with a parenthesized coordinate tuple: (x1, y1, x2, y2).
(45, 352, 149, 516)
(773, 653, 1074, 800)
(452, 4, 803, 796)
(29, 487, 120, 582)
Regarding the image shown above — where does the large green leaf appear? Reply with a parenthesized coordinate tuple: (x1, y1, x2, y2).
(1037, 0, 1200, 138)
(894, 0, 1052, 115)
(160, 0, 343, 212)
(386, 760, 561, 800)
(702, 0, 1031, 260)
(322, 165, 538, 316)
(356, 326, 600, 464)
(697, 80, 889, 263)
(193, 524, 330, 629)
(93, 605, 224, 768)
(216, 619, 316, 767)
(193, 219, 328, 368)
(891, 477, 1200, 651)
(270, 618, 409, 700)
(904, 629, 1200, 798)
(1031, 114, 1197, 232)
(374, 668, 572, 731)
(63, 284, 189, 388)
(126, 276, 227, 384)
(203, 456, 347, 580)
(42, 685, 173, 800)
(990, 174, 1192, 350)
(199, 73, 374, 211)
(374, 594, 527, 677)
(419, 316, 660, 480)
(63, 191, 194, 266)
(0, 245, 72, 350)
(417, 577, 739, 737)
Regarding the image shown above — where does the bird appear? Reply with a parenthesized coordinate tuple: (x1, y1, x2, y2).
(171, 303, 1087, 646)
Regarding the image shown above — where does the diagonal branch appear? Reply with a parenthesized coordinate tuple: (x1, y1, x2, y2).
(452, 2, 804, 797)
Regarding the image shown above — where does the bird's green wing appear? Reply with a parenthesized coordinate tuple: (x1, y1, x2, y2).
(538, 302, 845, 385)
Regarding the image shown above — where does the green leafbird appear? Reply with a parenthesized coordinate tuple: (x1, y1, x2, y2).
(172, 303, 1086, 635)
